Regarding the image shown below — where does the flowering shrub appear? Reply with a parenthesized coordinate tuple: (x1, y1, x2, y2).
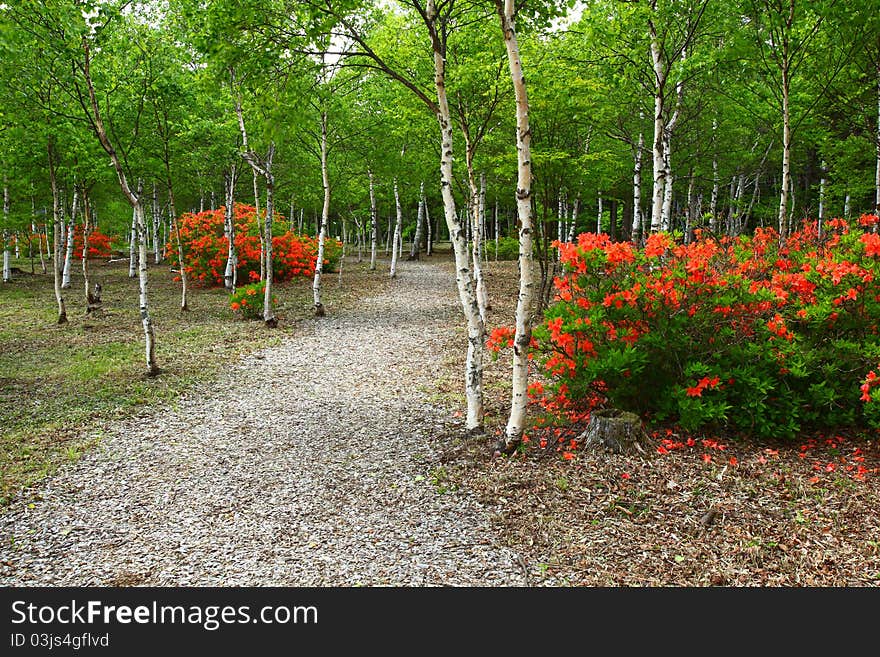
(229, 281, 276, 320)
(73, 226, 112, 259)
(167, 204, 341, 286)
(493, 215, 880, 440)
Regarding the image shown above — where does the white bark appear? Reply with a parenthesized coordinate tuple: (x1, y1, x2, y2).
(368, 169, 378, 270)
(390, 178, 402, 278)
(410, 180, 425, 260)
(261, 146, 276, 326)
(313, 110, 330, 316)
(596, 191, 603, 234)
(875, 68, 880, 216)
(428, 0, 484, 432)
(472, 173, 488, 317)
(778, 57, 792, 237)
(128, 206, 137, 278)
(47, 146, 67, 324)
(61, 188, 77, 289)
(425, 191, 432, 256)
(2, 182, 10, 283)
(152, 183, 161, 264)
(632, 131, 644, 242)
(711, 119, 718, 231)
(567, 194, 580, 243)
(818, 161, 826, 238)
(83, 39, 156, 373)
(649, 21, 666, 233)
(224, 165, 238, 292)
(1, 203, 8, 284)
(497, 0, 535, 451)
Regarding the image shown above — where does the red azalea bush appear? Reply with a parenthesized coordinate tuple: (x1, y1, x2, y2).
(73, 225, 112, 259)
(167, 204, 341, 286)
(492, 214, 880, 440)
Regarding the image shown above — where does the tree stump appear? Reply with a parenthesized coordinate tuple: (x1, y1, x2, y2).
(579, 408, 648, 455)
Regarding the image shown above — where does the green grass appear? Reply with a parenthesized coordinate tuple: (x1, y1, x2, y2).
(0, 254, 390, 506)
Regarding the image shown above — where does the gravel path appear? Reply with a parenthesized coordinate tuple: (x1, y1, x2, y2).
(0, 260, 526, 586)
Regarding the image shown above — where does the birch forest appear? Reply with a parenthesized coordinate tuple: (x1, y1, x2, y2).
(3, 0, 880, 589)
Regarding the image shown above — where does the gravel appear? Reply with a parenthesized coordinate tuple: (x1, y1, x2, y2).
(0, 260, 527, 586)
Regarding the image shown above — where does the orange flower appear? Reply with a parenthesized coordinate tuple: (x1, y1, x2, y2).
(231, 302, 240, 311)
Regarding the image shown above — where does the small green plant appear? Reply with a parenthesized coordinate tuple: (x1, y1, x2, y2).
(229, 282, 275, 320)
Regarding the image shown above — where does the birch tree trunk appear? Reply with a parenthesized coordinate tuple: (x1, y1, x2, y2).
(632, 132, 643, 243)
(261, 145, 277, 327)
(313, 110, 330, 316)
(875, 67, 880, 216)
(47, 144, 67, 324)
(649, 18, 667, 234)
(152, 183, 161, 264)
(81, 188, 99, 314)
(425, 190, 432, 256)
(368, 169, 378, 270)
(596, 191, 603, 233)
(34, 197, 46, 275)
(390, 178, 402, 278)
(61, 188, 77, 289)
(224, 165, 238, 293)
(711, 119, 719, 232)
(83, 39, 157, 374)
(778, 48, 792, 238)
(128, 206, 137, 278)
(409, 180, 425, 260)
(567, 194, 580, 243)
(427, 0, 484, 432)
(2, 182, 10, 284)
(818, 161, 826, 238)
(496, 0, 534, 452)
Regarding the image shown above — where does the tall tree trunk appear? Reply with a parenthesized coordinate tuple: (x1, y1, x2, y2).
(224, 165, 238, 293)
(128, 206, 137, 278)
(649, 19, 666, 233)
(409, 180, 425, 260)
(2, 181, 10, 283)
(496, 0, 534, 452)
(152, 183, 161, 264)
(425, 190, 433, 256)
(596, 191, 603, 234)
(818, 160, 826, 238)
(261, 145, 277, 328)
(313, 110, 330, 316)
(368, 169, 378, 270)
(632, 131, 644, 243)
(778, 56, 792, 238)
(711, 118, 719, 232)
(428, 0, 484, 432)
(161, 156, 188, 311)
(83, 39, 157, 374)
(464, 147, 487, 318)
(390, 178, 403, 278)
(61, 188, 77, 289)
(81, 187, 99, 314)
(567, 194, 580, 243)
(875, 66, 880, 216)
(47, 145, 67, 324)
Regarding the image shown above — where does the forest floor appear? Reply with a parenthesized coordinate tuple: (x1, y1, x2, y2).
(1, 252, 879, 586)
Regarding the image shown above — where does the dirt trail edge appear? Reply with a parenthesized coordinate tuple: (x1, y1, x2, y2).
(0, 260, 526, 586)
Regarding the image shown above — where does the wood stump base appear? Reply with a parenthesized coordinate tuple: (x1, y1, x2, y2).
(579, 408, 648, 455)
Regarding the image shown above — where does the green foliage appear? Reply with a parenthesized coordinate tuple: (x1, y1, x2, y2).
(229, 281, 273, 320)
(522, 218, 880, 439)
(484, 237, 521, 260)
